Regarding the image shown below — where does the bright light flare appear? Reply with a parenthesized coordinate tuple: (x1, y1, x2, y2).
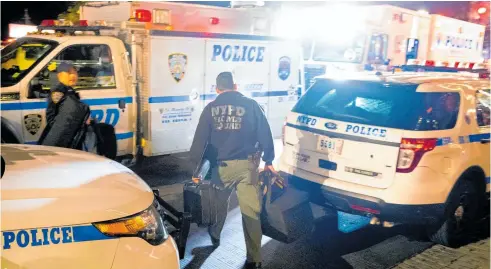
(478, 7, 487, 14)
(274, 4, 367, 39)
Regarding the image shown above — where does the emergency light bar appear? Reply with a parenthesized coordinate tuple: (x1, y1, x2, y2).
(394, 65, 490, 78)
(37, 20, 114, 36)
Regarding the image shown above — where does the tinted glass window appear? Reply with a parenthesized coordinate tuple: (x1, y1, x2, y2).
(29, 44, 116, 98)
(293, 79, 460, 131)
(1, 38, 58, 87)
(476, 89, 490, 127)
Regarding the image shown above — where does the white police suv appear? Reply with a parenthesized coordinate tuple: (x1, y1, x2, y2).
(279, 70, 490, 247)
(1, 144, 181, 268)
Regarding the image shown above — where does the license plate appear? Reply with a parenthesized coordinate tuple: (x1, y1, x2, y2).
(317, 136, 343, 155)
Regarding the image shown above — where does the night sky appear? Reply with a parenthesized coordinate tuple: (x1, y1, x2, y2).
(0, 1, 472, 40)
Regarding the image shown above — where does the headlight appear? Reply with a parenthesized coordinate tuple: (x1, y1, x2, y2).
(93, 205, 168, 246)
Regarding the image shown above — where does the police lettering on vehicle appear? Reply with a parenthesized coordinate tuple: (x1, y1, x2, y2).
(346, 124, 387, 138)
(296, 115, 317, 126)
(3, 227, 74, 250)
(211, 45, 265, 62)
(91, 109, 119, 126)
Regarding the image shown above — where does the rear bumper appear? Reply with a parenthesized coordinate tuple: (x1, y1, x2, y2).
(280, 172, 445, 225)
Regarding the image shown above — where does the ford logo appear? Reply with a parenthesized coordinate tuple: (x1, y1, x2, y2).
(325, 122, 337, 130)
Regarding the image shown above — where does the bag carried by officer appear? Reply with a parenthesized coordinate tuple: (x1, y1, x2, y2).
(82, 121, 117, 160)
(183, 142, 218, 227)
(260, 171, 314, 244)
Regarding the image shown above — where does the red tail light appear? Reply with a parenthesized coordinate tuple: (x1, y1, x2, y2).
(78, 20, 88, 27)
(396, 138, 437, 173)
(135, 9, 152, 22)
(40, 20, 56, 27)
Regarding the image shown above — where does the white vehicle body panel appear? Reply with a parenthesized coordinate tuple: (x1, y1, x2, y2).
(1, 144, 180, 269)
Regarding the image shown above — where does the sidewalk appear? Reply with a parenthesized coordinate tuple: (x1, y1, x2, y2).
(393, 238, 490, 269)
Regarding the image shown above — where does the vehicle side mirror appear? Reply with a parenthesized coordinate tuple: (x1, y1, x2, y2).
(118, 99, 126, 112)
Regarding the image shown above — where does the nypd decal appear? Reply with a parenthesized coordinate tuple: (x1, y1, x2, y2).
(24, 114, 42, 135)
(296, 115, 317, 126)
(346, 124, 387, 138)
(2, 225, 113, 250)
(168, 53, 187, 82)
(278, 56, 291, 81)
(211, 45, 265, 62)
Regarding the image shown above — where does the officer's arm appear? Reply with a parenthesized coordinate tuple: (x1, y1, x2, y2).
(41, 99, 87, 148)
(254, 102, 275, 165)
(190, 104, 212, 167)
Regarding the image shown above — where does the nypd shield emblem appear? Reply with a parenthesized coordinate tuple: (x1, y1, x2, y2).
(168, 53, 187, 82)
(24, 114, 42, 135)
(278, 56, 291, 81)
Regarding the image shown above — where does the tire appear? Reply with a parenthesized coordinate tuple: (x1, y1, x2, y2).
(427, 179, 480, 247)
(1, 126, 19, 144)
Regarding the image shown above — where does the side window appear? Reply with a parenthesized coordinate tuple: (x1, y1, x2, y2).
(406, 38, 419, 61)
(367, 34, 388, 64)
(476, 89, 490, 127)
(29, 44, 116, 99)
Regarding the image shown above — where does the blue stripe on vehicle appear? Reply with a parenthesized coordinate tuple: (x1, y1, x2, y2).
(0, 97, 133, 111)
(150, 30, 287, 41)
(468, 133, 491, 143)
(149, 91, 291, 104)
(251, 91, 290, 98)
(24, 132, 133, 145)
(115, 132, 133, 140)
(72, 225, 113, 243)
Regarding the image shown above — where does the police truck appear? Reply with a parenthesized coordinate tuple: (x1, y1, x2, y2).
(0, 1, 302, 165)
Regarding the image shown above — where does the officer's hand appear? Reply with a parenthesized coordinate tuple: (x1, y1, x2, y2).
(192, 177, 201, 184)
(264, 165, 277, 174)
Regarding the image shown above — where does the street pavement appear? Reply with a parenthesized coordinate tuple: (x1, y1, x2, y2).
(132, 139, 490, 269)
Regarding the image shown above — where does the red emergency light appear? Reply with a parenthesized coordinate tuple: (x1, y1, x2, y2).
(135, 9, 152, 22)
(40, 20, 56, 27)
(210, 17, 220, 25)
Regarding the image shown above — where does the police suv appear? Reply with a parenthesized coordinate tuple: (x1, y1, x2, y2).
(279, 69, 490, 247)
(1, 144, 182, 268)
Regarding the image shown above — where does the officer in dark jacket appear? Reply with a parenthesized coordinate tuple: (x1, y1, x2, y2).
(190, 72, 275, 269)
(38, 63, 90, 149)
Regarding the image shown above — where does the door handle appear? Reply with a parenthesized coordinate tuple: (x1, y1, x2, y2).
(480, 139, 490, 144)
(118, 99, 126, 112)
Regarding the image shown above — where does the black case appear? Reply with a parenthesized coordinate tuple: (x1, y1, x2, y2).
(183, 181, 217, 227)
(261, 183, 314, 244)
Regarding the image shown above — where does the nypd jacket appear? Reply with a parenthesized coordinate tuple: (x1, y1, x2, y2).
(190, 91, 275, 167)
(38, 84, 90, 149)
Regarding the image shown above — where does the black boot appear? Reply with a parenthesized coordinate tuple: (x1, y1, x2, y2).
(244, 262, 262, 269)
(208, 227, 220, 248)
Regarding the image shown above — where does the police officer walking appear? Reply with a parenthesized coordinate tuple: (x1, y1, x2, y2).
(190, 72, 275, 269)
(38, 63, 91, 149)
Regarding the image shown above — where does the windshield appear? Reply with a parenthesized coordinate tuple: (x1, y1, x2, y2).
(312, 33, 366, 63)
(293, 79, 460, 131)
(1, 38, 58, 87)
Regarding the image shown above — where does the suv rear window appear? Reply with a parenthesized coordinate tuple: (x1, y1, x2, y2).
(293, 79, 460, 131)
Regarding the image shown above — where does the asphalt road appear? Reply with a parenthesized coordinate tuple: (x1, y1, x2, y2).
(132, 140, 489, 269)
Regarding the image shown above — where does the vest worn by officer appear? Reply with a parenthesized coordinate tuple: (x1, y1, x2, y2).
(38, 84, 90, 149)
(192, 91, 275, 166)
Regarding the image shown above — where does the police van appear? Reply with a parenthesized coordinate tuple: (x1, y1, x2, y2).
(279, 68, 490, 247)
(0, 1, 302, 165)
(1, 144, 186, 268)
(276, 4, 487, 89)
